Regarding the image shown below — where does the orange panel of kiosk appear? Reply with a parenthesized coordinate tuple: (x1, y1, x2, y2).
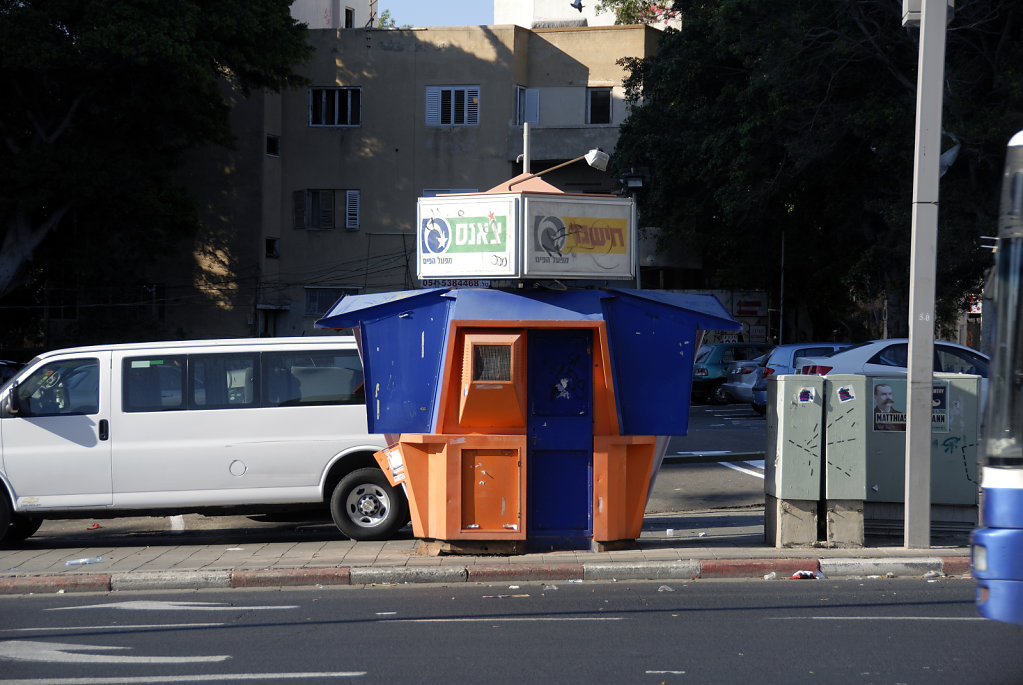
(378, 434, 527, 540)
(438, 322, 619, 437)
(457, 330, 526, 431)
(592, 435, 657, 542)
(461, 448, 521, 534)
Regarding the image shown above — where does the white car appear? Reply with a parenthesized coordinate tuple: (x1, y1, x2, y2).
(795, 338, 988, 381)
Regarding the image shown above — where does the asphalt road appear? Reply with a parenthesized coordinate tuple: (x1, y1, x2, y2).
(0, 579, 1015, 684)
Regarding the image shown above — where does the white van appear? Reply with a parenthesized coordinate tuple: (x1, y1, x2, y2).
(0, 337, 403, 546)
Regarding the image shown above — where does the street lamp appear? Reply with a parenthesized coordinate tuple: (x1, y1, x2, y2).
(507, 148, 609, 191)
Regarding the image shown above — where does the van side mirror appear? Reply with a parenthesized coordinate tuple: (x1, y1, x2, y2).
(8, 381, 21, 415)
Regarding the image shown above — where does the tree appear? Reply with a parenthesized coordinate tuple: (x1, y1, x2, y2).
(595, 0, 677, 25)
(0, 0, 312, 312)
(610, 0, 1023, 341)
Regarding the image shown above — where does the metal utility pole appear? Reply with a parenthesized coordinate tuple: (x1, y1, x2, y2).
(904, 0, 949, 548)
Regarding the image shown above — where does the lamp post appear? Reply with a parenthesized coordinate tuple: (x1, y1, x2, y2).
(620, 167, 649, 290)
(507, 148, 609, 191)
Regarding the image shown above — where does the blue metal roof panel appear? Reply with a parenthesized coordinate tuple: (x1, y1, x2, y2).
(315, 288, 449, 329)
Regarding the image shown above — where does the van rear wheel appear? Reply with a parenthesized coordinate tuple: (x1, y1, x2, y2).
(330, 468, 407, 541)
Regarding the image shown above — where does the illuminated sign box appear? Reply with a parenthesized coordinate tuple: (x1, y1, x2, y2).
(417, 193, 635, 281)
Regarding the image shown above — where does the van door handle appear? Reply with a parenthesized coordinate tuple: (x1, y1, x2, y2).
(98, 419, 109, 441)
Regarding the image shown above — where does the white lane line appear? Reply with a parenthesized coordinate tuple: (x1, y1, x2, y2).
(0, 640, 229, 664)
(49, 601, 297, 611)
(168, 515, 186, 532)
(675, 451, 730, 456)
(744, 460, 765, 468)
(7, 624, 223, 633)
(771, 616, 984, 621)
(718, 461, 764, 479)
(389, 617, 623, 623)
(0, 674, 365, 684)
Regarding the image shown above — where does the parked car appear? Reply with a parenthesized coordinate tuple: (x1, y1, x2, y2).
(792, 339, 989, 411)
(794, 339, 988, 378)
(0, 337, 398, 547)
(751, 342, 852, 414)
(721, 354, 768, 405)
(692, 342, 772, 404)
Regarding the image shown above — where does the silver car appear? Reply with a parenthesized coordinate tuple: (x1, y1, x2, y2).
(721, 355, 767, 405)
(751, 342, 852, 414)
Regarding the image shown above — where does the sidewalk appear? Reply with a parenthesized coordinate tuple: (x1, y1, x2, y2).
(0, 507, 971, 594)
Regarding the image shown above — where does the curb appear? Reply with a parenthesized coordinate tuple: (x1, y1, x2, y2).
(0, 556, 972, 594)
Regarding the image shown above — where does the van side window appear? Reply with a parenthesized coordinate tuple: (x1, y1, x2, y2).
(192, 355, 257, 409)
(123, 357, 186, 412)
(263, 350, 365, 406)
(16, 358, 99, 417)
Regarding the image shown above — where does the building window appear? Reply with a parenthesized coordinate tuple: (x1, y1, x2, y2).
(344, 7, 355, 28)
(293, 190, 360, 230)
(265, 135, 280, 156)
(304, 287, 359, 317)
(587, 87, 612, 125)
(265, 238, 280, 259)
(426, 86, 480, 126)
(310, 88, 361, 127)
(516, 86, 539, 125)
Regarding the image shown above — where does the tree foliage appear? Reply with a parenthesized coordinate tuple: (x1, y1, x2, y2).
(0, 0, 312, 320)
(595, 0, 677, 25)
(611, 0, 1023, 340)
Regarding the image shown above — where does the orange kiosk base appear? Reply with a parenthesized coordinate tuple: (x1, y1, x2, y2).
(375, 433, 658, 547)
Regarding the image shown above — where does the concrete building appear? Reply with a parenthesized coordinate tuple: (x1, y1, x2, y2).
(167, 9, 660, 339)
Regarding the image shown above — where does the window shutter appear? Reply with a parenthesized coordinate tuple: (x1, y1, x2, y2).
(524, 88, 538, 124)
(345, 190, 360, 230)
(467, 87, 480, 125)
(293, 190, 308, 229)
(442, 90, 454, 124)
(318, 190, 334, 229)
(425, 86, 441, 126)
(350, 89, 361, 126)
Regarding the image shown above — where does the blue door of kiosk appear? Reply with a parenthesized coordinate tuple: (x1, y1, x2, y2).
(527, 329, 593, 548)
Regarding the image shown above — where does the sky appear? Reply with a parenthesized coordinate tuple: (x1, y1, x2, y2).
(377, 1, 494, 28)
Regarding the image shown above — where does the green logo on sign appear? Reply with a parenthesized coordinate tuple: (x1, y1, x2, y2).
(447, 216, 506, 253)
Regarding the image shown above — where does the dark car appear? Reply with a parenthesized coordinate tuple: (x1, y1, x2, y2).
(692, 343, 771, 404)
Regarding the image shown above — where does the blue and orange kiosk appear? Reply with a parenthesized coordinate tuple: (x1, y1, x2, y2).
(317, 176, 738, 550)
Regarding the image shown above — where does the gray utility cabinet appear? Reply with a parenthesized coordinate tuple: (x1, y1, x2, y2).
(765, 373, 981, 547)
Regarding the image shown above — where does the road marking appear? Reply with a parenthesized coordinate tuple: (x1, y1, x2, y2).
(6, 624, 223, 633)
(0, 641, 230, 664)
(718, 461, 764, 479)
(771, 616, 984, 621)
(48, 601, 296, 612)
(0, 673, 365, 684)
(168, 515, 185, 532)
(675, 450, 730, 456)
(389, 617, 623, 623)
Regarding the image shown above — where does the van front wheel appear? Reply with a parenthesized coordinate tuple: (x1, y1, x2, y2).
(6, 515, 43, 544)
(330, 468, 407, 541)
